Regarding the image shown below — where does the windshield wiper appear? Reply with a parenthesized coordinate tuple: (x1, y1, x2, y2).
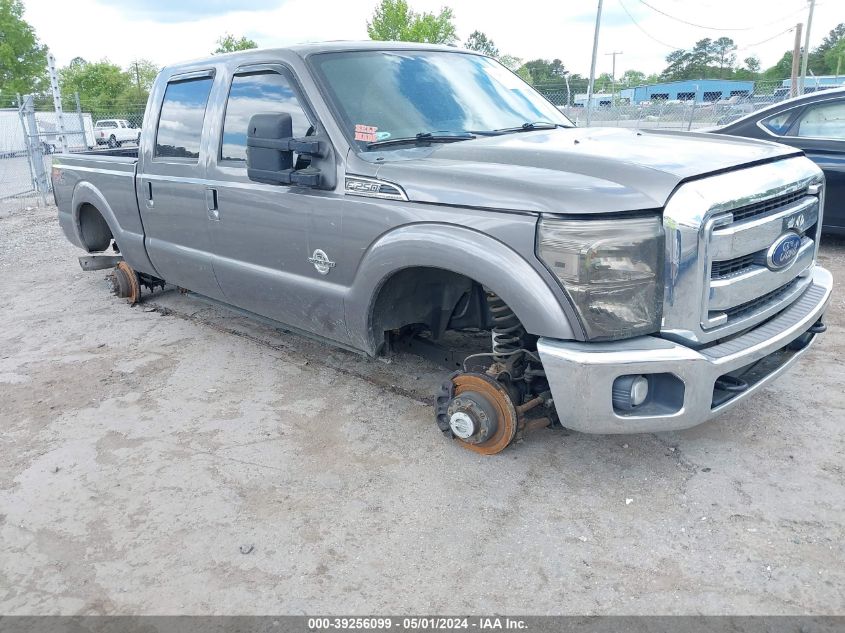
(367, 131, 475, 149)
(471, 121, 564, 136)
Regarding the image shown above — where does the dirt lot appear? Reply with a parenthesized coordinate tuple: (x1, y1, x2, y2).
(1, 202, 843, 615)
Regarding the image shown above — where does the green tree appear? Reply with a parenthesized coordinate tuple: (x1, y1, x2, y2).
(464, 30, 498, 57)
(824, 39, 845, 76)
(763, 51, 792, 80)
(619, 69, 645, 87)
(661, 49, 692, 80)
(713, 37, 737, 78)
(519, 58, 567, 84)
(0, 0, 48, 96)
(808, 23, 844, 74)
(743, 55, 761, 75)
(213, 33, 258, 54)
(498, 54, 522, 71)
(126, 59, 159, 98)
(367, 0, 457, 45)
(59, 59, 142, 121)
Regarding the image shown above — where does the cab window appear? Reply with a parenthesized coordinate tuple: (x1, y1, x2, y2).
(761, 112, 792, 135)
(220, 70, 311, 162)
(794, 101, 845, 139)
(155, 76, 214, 159)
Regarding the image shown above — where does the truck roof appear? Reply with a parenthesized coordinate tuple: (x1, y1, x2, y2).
(160, 41, 477, 73)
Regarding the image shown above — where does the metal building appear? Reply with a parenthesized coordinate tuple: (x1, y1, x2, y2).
(620, 79, 755, 104)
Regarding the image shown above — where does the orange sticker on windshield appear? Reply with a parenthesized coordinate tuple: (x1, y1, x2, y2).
(354, 124, 378, 142)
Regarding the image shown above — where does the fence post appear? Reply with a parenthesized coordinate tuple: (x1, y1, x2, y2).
(19, 94, 49, 204)
(47, 51, 69, 154)
(75, 92, 86, 149)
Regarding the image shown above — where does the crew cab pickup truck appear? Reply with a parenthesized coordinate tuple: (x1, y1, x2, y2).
(94, 119, 140, 148)
(52, 42, 832, 454)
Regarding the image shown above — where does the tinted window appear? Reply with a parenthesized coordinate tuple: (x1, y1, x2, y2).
(795, 101, 845, 139)
(221, 71, 311, 161)
(155, 76, 213, 159)
(762, 112, 792, 135)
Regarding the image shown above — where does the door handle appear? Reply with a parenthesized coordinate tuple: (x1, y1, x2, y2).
(146, 181, 154, 207)
(205, 188, 219, 220)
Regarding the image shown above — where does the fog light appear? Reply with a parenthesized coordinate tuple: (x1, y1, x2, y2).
(612, 375, 649, 410)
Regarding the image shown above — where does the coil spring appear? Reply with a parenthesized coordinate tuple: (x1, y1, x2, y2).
(487, 292, 526, 362)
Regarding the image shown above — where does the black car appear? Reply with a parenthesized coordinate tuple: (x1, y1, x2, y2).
(712, 87, 845, 235)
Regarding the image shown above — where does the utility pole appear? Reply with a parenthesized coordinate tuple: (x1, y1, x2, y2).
(605, 51, 623, 101)
(791, 23, 803, 98)
(586, 0, 604, 126)
(799, 0, 816, 95)
(562, 70, 571, 108)
(133, 61, 142, 99)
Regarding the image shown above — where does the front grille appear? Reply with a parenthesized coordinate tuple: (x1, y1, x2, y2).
(731, 188, 807, 223)
(722, 278, 801, 320)
(711, 254, 756, 279)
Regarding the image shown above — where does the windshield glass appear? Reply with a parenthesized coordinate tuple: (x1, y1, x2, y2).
(310, 50, 572, 150)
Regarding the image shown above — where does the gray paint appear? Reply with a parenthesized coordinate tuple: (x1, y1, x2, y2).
(50, 43, 803, 356)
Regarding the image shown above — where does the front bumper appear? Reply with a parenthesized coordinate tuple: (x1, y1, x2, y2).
(537, 266, 832, 434)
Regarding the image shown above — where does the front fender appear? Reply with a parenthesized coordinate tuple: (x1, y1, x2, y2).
(345, 223, 581, 354)
(70, 181, 159, 277)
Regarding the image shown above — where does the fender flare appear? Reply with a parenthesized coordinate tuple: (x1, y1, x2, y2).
(345, 223, 581, 354)
(70, 181, 159, 277)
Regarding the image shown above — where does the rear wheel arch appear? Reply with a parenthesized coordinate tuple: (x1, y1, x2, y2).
(77, 203, 113, 252)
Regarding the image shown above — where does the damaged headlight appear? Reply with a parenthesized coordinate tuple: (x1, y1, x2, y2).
(537, 216, 664, 340)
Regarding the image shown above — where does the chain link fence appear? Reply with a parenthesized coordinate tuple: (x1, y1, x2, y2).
(536, 78, 828, 130)
(0, 88, 145, 215)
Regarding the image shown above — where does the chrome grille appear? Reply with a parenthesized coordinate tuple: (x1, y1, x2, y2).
(662, 156, 824, 345)
(731, 188, 808, 223)
(721, 277, 802, 320)
(711, 254, 755, 279)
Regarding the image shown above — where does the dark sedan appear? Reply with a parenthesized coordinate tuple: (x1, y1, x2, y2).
(711, 87, 845, 234)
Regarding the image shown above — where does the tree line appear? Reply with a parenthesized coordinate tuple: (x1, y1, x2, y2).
(3, 0, 844, 116)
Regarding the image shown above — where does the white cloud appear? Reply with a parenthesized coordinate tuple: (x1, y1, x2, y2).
(21, 0, 845, 78)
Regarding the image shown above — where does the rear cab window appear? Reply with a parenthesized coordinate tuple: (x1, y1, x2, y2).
(155, 76, 214, 160)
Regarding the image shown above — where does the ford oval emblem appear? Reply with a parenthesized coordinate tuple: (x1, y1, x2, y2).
(766, 232, 802, 271)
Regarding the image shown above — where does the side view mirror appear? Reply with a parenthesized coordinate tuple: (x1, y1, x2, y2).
(246, 113, 323, 187)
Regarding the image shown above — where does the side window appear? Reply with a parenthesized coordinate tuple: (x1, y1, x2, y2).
(762, 112, 792, 135)
(155, 76, 214, 159)
(794, 102, 845, 139)
(221, 70, 311, 162)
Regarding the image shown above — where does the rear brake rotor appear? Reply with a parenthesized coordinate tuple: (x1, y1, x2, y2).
(111, 261, 141, 305)
(441, 373, 518, 455)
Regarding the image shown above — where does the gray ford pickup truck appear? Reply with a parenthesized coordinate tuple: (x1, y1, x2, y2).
(52, 42, 832, 454)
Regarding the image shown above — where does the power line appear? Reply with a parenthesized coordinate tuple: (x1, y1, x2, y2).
(635, 0, 806, 32)
(617, 0, 686, 50)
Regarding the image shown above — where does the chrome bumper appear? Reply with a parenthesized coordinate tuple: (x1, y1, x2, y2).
(538, 266, 832, 434)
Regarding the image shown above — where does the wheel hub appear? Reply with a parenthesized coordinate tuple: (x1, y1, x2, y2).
(438, 373, 518, 455)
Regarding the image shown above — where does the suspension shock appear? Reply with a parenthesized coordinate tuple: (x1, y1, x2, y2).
(486, 292, 526, 362)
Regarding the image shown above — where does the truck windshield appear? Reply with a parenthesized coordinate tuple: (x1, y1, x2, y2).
(310, 50, 572, 151)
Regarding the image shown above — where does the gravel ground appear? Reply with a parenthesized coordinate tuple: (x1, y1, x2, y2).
(0, 202, 843, 615)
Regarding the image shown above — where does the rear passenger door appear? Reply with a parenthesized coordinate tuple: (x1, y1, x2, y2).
(138, 71, 225, 300)
(205, 65, 347, 341)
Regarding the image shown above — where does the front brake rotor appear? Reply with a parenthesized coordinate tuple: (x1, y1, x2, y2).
(436, 372, 518, 455)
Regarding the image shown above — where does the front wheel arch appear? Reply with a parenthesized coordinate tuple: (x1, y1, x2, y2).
(346, 224, 581, 355)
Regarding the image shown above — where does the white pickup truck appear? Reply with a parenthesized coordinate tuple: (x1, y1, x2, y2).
(93, 119, 140, 148)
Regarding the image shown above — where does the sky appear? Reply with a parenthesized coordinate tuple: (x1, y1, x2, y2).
(21, 0, 844, 78)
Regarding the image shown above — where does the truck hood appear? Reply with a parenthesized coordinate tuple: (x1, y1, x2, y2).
(368, 127, 801, 214)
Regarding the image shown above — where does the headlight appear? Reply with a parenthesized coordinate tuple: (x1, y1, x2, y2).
(537, 216, 664, 340)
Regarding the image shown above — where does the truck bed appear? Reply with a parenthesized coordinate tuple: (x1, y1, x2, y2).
(52, 149, 153, 276)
